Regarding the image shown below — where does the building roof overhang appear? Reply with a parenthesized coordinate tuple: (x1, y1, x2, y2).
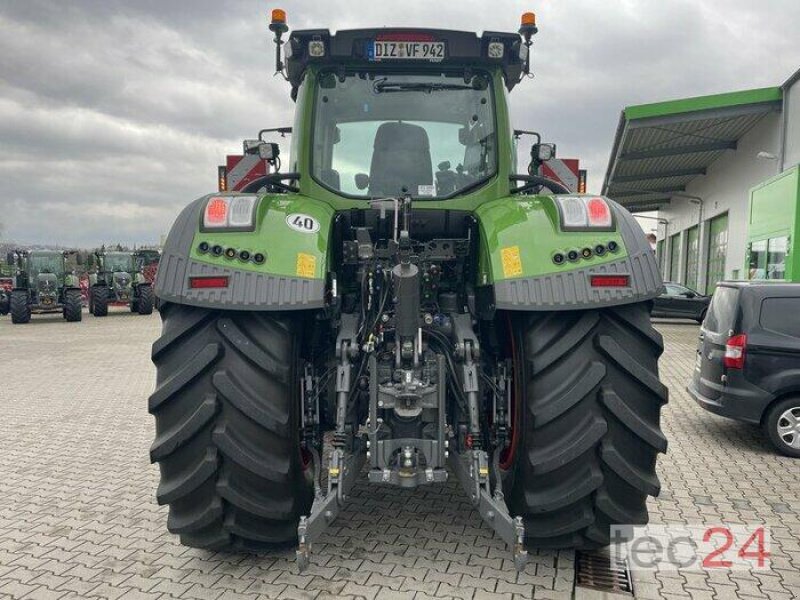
(602, 87, 783, 212)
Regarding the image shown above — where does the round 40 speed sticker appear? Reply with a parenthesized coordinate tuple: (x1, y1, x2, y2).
(286, 213, 320, 233)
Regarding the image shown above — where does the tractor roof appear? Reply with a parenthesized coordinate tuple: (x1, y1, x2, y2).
(285, 28, 526, 93)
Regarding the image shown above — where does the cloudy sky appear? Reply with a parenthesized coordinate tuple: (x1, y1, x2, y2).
(1, 0, 797, 247)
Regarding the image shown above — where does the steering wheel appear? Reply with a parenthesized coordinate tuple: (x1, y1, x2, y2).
(509, 175, 570, 195)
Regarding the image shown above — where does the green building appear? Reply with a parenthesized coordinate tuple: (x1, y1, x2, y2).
(747, 165, 800, 281)
(602, 68, 800, 293)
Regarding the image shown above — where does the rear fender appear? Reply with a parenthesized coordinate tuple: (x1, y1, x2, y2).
(156, 193, 332, 310)
(475, 195, 663, 310)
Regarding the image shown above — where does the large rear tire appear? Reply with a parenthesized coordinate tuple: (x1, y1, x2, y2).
(137, 284, 154, 315)
(63, 289, 83, 322)
(148, 303, 313, 550)
(91, 285, 109, 317)
(503, 302, 668, 549)
(10, 291, 31, 324)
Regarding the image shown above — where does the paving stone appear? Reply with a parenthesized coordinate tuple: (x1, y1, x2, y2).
(1, 309, 798, 600)
(473, 591, 513, 600)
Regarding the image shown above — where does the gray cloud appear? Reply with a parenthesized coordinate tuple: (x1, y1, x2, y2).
(0, 0, 797, 246)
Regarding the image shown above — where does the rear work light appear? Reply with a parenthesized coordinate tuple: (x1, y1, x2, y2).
(724, 334, 747, 369)
(555, 196, 614, 231)
(202, 195, 258, 231)
(590, 274, 630, 287)
(308, 39, 325, 57)
(189, 276, 229, 289)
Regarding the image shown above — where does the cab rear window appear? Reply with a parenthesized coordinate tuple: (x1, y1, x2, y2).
(704, 286, 739, 333)
(760, 297, 800, 337)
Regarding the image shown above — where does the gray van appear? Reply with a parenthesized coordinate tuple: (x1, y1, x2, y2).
(689, 281, 800, 457)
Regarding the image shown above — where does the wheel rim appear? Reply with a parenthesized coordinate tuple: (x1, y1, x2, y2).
(500, 313, 520, 470)
(776, 406, 800, 449)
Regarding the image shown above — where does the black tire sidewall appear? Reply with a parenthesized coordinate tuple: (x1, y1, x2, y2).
(10, 291, 30, 324)
(137, 284, 154, 315)
(63, 289, 82, 322)
(503, 303, 666, 549)
(91, 286, 108, 317)
(149, 305, 313, 548)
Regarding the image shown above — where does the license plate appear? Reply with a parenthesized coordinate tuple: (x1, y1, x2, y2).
(369, 40, 446, 62)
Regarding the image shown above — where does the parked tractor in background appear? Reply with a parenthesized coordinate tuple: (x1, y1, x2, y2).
(135, 249, 162, 285)
(89, 250, 154, 316)
(149, 10, 667, 571)
(0, 256, 12, 315)
(7, 250, 82, 323)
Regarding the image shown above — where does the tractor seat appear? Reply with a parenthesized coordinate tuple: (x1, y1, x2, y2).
(368, 122, 433, 197)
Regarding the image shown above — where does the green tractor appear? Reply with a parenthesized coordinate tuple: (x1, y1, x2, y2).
(8, 250, 82, 323)
(88, 250, 155, 316)
(149, 11, 667, 570)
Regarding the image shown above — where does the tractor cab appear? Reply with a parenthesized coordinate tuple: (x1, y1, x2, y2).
(241, 13, 562, 202)
(27, 251, 65, 278)
(102, 251, 137, 274)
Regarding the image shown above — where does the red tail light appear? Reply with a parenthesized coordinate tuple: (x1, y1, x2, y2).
(189, 276, 229, 289)
(586, 197, 612, 227)
(724, 334, 747, 369)
(590, 274, 630, 287)
(204, 197, 229, 227)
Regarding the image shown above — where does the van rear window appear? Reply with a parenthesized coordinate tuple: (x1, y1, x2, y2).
(704, 287, 739, 333)
(760, 298, 800, 337)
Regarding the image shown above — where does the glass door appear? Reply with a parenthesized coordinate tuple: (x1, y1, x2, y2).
(684, 225, 699, 290)
(670, 233, 681, 282)
(705, 213, 728, 294)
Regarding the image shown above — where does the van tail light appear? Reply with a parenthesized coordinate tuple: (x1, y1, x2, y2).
(724, 334, 747, 369)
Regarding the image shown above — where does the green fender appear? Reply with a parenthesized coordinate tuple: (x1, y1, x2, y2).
(474, 195, 663, 310)
(155, 192, 333, 310)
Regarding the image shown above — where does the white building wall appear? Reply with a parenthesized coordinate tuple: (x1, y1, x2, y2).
(657, 111, 782, 290)
(783, 75, 800, 169)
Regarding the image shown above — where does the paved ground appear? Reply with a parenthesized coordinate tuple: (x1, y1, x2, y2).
(0, 311, 797, 599)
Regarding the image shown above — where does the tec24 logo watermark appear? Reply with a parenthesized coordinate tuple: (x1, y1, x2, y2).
(609, 524, 771, 571)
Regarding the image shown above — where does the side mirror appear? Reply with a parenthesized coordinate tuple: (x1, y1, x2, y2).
(354, 173, 370, 190)
(532, 142, 556, 162)
(682, 291, 696, 299)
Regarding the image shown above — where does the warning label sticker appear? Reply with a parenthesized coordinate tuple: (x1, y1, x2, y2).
(501, 246, 523, 278)
(296, 253, 317, 278)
